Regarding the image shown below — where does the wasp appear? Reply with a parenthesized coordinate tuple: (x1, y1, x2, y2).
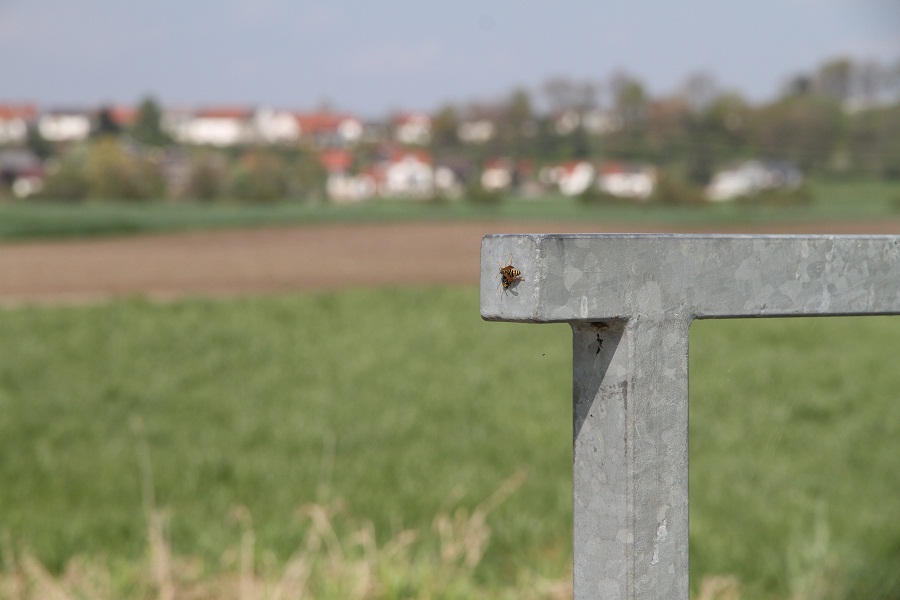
(497, 255, 525, 295)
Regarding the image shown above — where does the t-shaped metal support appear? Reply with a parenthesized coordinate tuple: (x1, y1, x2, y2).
(480, 234, 900, 600)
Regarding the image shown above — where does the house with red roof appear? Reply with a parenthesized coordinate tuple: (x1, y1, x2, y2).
(0, 103, 38, 144)
(169, 106, 255, 147)
(392, 112, 431, 146)
(457, 118, 496, 144)
(540, 160, 596, 196)
(319, 148, 354, 174)
(164, 106, 304, 146)
(295, 111, 362, 146)
(596, 162, 657, 200)
(481, 158, 513, 191)
(480, 158, 534, 192)
(706, 160, 801, 201)
(38, 108, 93, 142)
(324, 148, 458, 201)
(0, 147, 44, 197)
(107, 105, 137, 129)
(320, 147, 376, 203)
(380, 149, 434, 198)
(254, 108, 300, 144)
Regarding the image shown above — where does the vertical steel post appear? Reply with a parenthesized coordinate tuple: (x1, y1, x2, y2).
(480, 234, 900, 600)
(571, 318, 690, 597)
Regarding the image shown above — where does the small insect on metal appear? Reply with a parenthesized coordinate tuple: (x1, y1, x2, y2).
(497, 254, 525, 296)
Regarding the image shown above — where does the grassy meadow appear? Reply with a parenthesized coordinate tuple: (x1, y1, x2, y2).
(0, 288, 899, 598)
(1, 178, 900, 241)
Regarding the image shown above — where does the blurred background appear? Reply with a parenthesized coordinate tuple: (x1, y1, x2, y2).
(1, 0, 899, 205)
(1, 2, 900, 599)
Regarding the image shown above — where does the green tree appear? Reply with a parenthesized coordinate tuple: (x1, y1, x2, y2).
(84, 137, 164, 200)
(847, 104, 900, 178)
(131, 97, 171, 147)
(93, 106, 120, 137)
(532, 115, 564, 162)
(185, 153, 225, 201)
(26, 123, 54, 160)
(431, 104, 460, 150)
(611, 72, 647, 128)
(292, 149, 327, 201)
(751, 95, 843, 172)
(683, 114, 714, 184)
(229, 149, 289, 202)
(604, 72, 649, 160)
(40, 150, 90, 201)
(643, 97, 690, 166)
(705, 92, 752, 157)
(499, 87, 535, 159)
(814, 57, 854, 103)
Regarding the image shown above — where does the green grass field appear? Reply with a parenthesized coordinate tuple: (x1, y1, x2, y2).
(1, 288, 899, 598)
(2, 178, 900, 241)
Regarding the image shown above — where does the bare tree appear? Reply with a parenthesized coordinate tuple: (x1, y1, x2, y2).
(814, 57, 854, 102)
(680, 72, 719, 113)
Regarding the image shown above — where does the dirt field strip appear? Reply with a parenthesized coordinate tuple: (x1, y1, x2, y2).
(2, 220, 899, 305)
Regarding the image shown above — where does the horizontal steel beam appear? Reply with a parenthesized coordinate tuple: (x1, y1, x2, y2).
(481, 234, 900, 322)
(480, 233, 900, 600)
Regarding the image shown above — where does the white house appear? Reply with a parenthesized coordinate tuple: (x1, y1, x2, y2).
(553, 110, 581, 135)
(170, 107, 254, 147)
(541, 161, 596, 196)
(38, 109, 92, 142)
(295, 111, 363, 146)
(433, 165, 461, 198)
(380, 151, 434, 198)
(706, 161, 802, 201)
(0, 148, 43, 197)
(581, 109, 623, 135)
(0, 104, 37, 144)
(393, 112, 431, 146)
(457, 119, 496, 144)
(597, 162, 657, 200)
(481, 158, 513, 191)
(321, 147, 374, 203)
(327, 172, 377, 203)
(254, 108, 300, 144)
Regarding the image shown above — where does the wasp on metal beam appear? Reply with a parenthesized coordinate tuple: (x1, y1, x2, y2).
(497, 254, 525, 295)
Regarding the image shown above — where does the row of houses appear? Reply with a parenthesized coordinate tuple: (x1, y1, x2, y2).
(0, 139, 801, 204)
(304, 148, 660, 203)
(0, 102, 432, 148)
(0, 101, 630, 150)
(323, 153, 803, 203)
(324, 149, 460, 202)
(1, 101, 802, 202)
(479, 158, 657, 199)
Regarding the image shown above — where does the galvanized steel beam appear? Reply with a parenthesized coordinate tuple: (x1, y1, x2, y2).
(480, 234, 900, 600)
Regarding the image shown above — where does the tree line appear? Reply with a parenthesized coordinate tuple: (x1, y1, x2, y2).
(9, 55, 900, 203)
(429, 56, 900, 182)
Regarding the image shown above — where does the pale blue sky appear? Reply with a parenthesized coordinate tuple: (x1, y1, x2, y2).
(1, 0, 898, 117)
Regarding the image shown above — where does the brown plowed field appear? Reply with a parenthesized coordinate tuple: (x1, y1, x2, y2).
(2, 220, 899, 305)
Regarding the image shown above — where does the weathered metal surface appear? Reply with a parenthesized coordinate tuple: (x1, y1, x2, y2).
(481, 234, 900, 322)
(480, 234, 900, 600)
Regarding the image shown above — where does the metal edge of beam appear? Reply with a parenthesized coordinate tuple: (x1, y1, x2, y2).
(481, 233, 900, 323)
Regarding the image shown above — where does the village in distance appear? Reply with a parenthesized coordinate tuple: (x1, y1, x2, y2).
(1, 56, 898, 206)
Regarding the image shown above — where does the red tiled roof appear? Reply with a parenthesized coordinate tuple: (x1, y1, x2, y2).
(556, 160, 591, 174)
(196, 107, 253, 119)
(386, 149, 432, 164)
(0, 103, 38, 120)
(108, 105, 137, 126)
(295, 111, 357, 134)
(598, 161, 629, 175)
(319, 148, 354, 173)
(392, 111, 430, 125)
